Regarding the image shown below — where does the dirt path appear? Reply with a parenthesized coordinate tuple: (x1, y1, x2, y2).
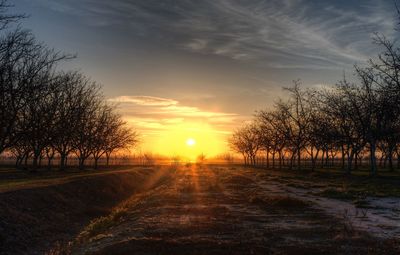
(256, 177, 400, 239)
(72, 166, 399, 255)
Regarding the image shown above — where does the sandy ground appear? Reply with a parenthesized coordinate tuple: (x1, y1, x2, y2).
(71, 165, 400, 255)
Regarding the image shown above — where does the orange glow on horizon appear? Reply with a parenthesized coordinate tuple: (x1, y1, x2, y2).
(133, 121, 230, 160)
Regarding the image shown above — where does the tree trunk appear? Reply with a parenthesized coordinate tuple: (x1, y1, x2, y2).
(346, 150, 354, 175)
(15, 155, 23, 168)
(32, 154, 39, 170)
(321, 150, 325, 169)
(397, 151, 400, 169)
(79, 156, 86, 170)
(23, 153, 29, 170)
(15, 157, 20, 168)
(325, 152, 329, 167)
(388, 152, 394, 172)
(47, 157, 53, 170)
(94, 157, 99, 170)
(311, 149, 320, 172)
(289, 153, 294, 170)
(79, 159, 84, 170)
(297, 148, 301, 171)
(354, 152, 359, 170)
(106, 153, 111, 167)
(331, 151, 335, 167)
(278, 151, 282, 170)
(272, 153, 275, 169)
(379, 155, 384, 167)
(369, 142, 378, 176)
(341, 145, 345, 169)
(60, 153, 66, 170)
(23, 156, 27, 169)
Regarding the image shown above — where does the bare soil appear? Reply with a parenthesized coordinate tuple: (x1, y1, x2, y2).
(68, 165, 399, 255)
(0, 167, 168, 255)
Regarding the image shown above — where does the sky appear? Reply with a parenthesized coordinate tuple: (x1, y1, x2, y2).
(13, 0, 399, 158)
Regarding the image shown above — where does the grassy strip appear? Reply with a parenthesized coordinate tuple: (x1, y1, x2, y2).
(0, 166, 146, 192)
(76, 207, 129, 242)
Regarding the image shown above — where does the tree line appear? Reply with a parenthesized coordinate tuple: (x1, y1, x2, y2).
(0, 2, 138, 170)
(229, 27, 400, 176)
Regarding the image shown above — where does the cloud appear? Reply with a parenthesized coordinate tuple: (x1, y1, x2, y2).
(109, 95, 236, 118)
(175, 0, 393, 69)
(36, 0, 397, 70)
(109, 95, 239, 136)
(109, 95, 178, 106)
(157, 105, 236, 118)
(185, 39, 208, 51)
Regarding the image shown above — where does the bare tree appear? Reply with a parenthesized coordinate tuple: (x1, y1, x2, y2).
(0, 4, 141, 172)
(0, 0, 26, 30)
(50, 72, 92, 170)
(72, 79, 102, 170)
(104, 123, 139, 167)
(220, 153, 234, 164)
(229, 124, 261, 166)
(91, 104, 113, 169)
(91, 104, 139, 169)
(0, 30, 70, 155)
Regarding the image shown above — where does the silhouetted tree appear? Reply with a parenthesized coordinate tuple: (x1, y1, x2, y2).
(0, 1, 140, 171)
(0, 30, 71, 156)
(72, 78, 102, 170)
(0, 0, 25, 30)
(104, 123, 139, 167)
(92, 104, 139, 169)
(229, 124, 261, 165)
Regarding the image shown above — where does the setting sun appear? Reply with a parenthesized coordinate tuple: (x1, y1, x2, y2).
(186, 138, 196, 147)
(137, 121, 228, 160)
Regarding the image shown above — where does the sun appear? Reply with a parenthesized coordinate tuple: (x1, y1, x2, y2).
(186, 138, 196, 147)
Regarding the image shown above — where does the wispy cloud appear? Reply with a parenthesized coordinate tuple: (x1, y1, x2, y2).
(156, 105, 236, 118)
(109, 95, 178, 106)
(185, 39, 208, 51)
(36, 0, 397, 70)
(179, 0, 396, 69)
(108, 95, 239, 135)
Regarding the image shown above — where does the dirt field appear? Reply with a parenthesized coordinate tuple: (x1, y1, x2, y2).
(0, 167, 169, 255)
(1, 165, 399, 254)
(66, 165, 399, 255)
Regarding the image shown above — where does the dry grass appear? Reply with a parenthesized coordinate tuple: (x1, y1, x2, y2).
(249, 194, 310, 209)
(76, 207, 129, 243)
